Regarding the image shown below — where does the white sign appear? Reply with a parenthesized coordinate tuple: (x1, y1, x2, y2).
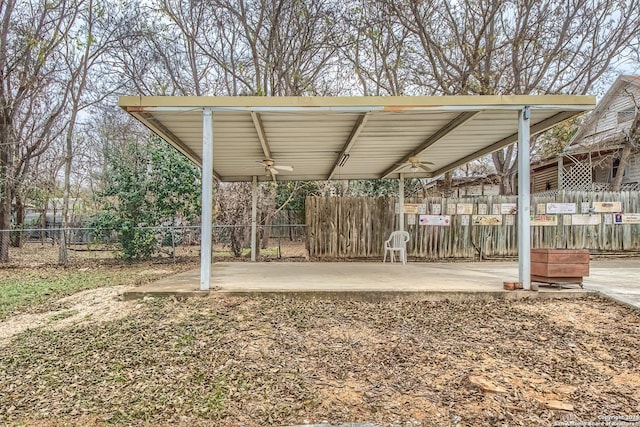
(419, 215, 451, 226)
(431, 204, 441, 215)
(604, 214, 613, 225)
(418, 204, 427, 215)
(500, 203, 517, 214)
(505, 214, 515, 226)
(478, 204, 488, 215)
(492, 204, 501, 215)
(407, 214, 416, 225)
(461, 215, 470, 226)
(563, 215, 573, 226)
(546, 203, 577, 214)
(446, 204, 457, 215)
(571, 214, 602, 225)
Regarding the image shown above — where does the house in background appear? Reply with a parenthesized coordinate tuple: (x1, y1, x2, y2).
(429, 175, 501, 197)
(531, 75, 640, 192)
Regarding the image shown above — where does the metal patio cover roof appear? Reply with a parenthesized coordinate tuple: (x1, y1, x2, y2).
(119, 95, 595, 182)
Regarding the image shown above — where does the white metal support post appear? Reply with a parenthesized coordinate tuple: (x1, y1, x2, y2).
(250, 175, 258, 262)
(200, 108, 214, 291)
(517, 107, 531, 290)
(399, 173, 405, 231)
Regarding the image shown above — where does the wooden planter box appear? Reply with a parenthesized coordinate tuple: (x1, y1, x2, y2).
(531, 249, 590, 285)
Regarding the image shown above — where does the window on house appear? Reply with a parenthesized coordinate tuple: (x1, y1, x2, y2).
(617, 108, 636, 124)
(611, 157, 627, 181)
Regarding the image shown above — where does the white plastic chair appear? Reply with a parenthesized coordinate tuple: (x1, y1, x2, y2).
(383, 231, 410, 264)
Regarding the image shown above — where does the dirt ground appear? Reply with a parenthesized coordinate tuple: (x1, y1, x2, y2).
(1, 293, 639, 425)
(1, 244, 639, 426)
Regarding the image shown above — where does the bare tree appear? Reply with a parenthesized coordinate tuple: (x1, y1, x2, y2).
(0, 0, 80, 261)
(154, 0, 343, 96)
(58, 0, 136, 264)
(383, 0, 640, 193)
(339, 0, 412, 96)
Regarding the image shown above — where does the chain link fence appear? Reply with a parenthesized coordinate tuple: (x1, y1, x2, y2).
(1, 224, 308, 263)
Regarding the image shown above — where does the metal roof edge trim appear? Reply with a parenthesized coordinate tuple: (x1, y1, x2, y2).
(119, 94, 595, 109)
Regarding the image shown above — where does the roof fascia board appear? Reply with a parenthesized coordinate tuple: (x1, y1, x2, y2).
(120, 94, 595, 110)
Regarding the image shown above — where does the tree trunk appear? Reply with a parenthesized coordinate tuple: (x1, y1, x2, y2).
(40, 203, 47, 245)
(612, 112, 640, 192)
(11, 193, 24, 248)
(442, 171, 453, 197)
(261, 211, 272, 250)
(611, 143, 633, 192)
(0, 122, 12, 263)
(0, 194, 10, 263)
(58, 108, 77, 265)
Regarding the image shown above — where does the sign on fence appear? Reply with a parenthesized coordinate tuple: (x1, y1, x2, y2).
(546, 203, 577, 214)
(403, 203, 419, 214)
(571, 214, 602, 225)
(472, 215, 503, 225)
(617, 214, 640, 224)
(531, 215, 558, 226)
(593, 202, 622, 213)
(456, 203, 473, 214)
(500, 203, 517, 214)
(419, 215, 451, 226)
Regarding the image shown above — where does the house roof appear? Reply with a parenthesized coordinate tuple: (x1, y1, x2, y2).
(119, 95, 594, 182)
(565, 75, 640, 155)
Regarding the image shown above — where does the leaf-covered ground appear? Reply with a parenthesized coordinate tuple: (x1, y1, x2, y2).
(1, 292, 639, 426)
(0, 255, 198, 321)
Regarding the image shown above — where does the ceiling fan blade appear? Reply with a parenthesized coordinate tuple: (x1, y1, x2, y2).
(269, 167, 280, 175)
(421, 161, 435, 166)
(274, 165, 293, 171)
(418, 164, 432, 172)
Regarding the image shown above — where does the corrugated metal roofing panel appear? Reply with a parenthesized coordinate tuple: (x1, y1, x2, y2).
(121, 95, 595, 182)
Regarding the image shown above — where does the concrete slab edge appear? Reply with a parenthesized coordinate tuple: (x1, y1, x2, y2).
(593, 290, 640, 310)
(219, 289, 596, 303)
(121, 290, 211, 301)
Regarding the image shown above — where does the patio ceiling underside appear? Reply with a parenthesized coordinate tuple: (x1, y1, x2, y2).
(120, 95, 595, 182)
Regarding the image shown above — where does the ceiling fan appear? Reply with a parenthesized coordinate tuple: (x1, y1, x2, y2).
(259, 158, 293, 179)
(397, 156, 435, 173)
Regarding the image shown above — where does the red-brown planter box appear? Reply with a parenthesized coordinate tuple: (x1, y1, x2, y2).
(530, 248, 589, 284)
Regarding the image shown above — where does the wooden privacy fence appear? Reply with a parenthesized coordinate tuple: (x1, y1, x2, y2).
(306, 191, 640, 260)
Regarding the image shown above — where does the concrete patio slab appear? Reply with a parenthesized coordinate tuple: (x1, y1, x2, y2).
(122, 260, 601, 302)
(581, 259, 640, 309)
